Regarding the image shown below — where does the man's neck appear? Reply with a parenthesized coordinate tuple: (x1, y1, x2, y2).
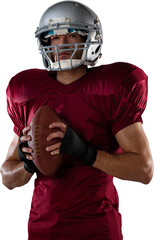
(56, 66, 88, 85)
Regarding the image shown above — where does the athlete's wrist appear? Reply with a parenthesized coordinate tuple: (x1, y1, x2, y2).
(18, 136, 38, 173)
(60, 126, 97, 166)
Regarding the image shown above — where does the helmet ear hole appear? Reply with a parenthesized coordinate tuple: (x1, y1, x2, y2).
(95, 45, 101, 54)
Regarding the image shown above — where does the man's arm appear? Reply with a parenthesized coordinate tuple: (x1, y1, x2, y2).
(93, 122, 153, 184)
(0, 133, 33, 190)
(47, 122, 153, 184)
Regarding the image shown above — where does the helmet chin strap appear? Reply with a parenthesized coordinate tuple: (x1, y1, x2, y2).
(52, 59, 83, 70)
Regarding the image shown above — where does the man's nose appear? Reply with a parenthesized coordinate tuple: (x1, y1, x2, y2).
(59, 35, 68, 45)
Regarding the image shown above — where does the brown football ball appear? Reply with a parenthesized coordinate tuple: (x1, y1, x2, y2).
(28, 105, 66, 175)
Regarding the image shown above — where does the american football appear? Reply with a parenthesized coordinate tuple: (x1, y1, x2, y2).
(28, 105, 65, 175)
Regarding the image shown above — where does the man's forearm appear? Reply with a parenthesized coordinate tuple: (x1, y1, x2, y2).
(93, 150, 153, 184)
(0, 160, 33, 190)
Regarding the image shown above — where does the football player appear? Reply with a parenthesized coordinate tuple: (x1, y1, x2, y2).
(1, 1, 153, 239)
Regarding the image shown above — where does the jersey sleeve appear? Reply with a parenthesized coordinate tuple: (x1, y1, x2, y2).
(6, 80, 24, 136)
(110, 66, 148, 136)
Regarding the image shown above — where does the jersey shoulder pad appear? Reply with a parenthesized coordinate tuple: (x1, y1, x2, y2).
(7, 69, 46, 103)
(98, 62, 147, 95)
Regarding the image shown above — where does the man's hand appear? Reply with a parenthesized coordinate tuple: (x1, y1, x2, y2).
(46, 122, 97, 166)
(20, 126, 33, 159)
(46, 122, 67, 154)
(19, 126, 38, 173)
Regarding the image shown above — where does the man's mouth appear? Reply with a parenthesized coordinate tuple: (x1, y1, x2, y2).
(59, 51, 71, 57)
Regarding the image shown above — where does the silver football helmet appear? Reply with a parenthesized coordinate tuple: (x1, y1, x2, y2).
(35, 1, 103, 71)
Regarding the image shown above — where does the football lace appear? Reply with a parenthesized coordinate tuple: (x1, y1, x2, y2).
(34, 125, 41, 156)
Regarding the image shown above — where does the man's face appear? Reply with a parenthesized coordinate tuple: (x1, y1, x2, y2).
(50, 32, 86, 62)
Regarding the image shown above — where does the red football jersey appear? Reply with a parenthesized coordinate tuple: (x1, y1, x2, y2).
(6, 62, 148, 240)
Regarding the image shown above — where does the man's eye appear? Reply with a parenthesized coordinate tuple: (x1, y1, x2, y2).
(69, 33, 77, 38)
(51, 36, 59, 40)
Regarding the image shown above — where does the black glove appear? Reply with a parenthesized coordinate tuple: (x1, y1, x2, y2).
(60, 126, 97, 166)
(18, 136, 38, 173)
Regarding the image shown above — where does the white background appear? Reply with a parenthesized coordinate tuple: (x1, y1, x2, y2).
(0, 0, 154, 239)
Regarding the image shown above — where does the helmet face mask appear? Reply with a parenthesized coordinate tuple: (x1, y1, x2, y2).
(35, 1, 103, 71)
